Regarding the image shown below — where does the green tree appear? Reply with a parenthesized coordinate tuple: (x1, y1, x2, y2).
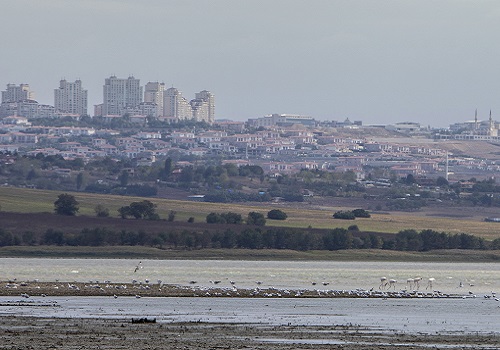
(405, 173, 416, 185)
(323, 228, 353, 250)
(162, 158, 173, 180)
(94, 204, 110, 217)
(119, 170, 129, 186)
(352, 209, 371, 218)
(54, 193, 79, 216)
(179, 166, 194, 183)
(247, 212, 266, 226)
(333, 211, 355, 220)
(267, 209, 288, 220)
(220, 212, 243, 224)
(76, 172, 85, 190)
(436, 176, 449, 187)
(206, 212, 225, 224)
(119, 200, 159, 220)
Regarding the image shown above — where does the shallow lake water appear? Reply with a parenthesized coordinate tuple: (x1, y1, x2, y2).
(1, 258, 498, 294)
(0, 296, 498, 335)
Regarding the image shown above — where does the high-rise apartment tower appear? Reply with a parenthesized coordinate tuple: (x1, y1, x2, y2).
(163, 87, 192, 120)
(102, 76, 142, 116)
(54, 79, 88, 115)
(144, 82, 165, 117)
(195, 90, 215, 123)
(2, 83, 33, 103)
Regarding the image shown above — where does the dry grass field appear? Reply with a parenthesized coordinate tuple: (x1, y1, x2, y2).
(1, 187, 499, 240)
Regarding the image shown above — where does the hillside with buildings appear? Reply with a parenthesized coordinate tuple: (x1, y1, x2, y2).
(2, 78, 500, 214)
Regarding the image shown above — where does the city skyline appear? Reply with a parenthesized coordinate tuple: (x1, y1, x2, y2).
(2, 1, 500, 127)
(2, 77, 500, 127)
(0, 78, 216, 123)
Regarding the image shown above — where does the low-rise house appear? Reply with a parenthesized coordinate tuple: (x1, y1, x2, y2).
(121, 145, 147, 158)
(1, 116, 30, 125)
(11, 132, 38, 144)
(134, 131, 161, 139)
(92, 138, 107, 147)
(98, 144, 119, 155)
(115, 137, 141, 148)
(0, 145, 19, 153)
(188, 147, 209, 156)
(27, 148, 60, 156)
(0, 134, 12, 143)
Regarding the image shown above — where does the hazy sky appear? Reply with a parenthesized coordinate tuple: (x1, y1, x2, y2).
(1, 0, 500, 127)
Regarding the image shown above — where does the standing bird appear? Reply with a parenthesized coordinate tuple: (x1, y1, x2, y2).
(406, 278, 414, 290)
(413, 277, 422, 290)
(379, 277, 388, 290)
(426, 278, 435, 290)
(388, 279, 397, 290)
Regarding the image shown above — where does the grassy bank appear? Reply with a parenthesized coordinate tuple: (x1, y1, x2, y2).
(0, 246, 499, 262)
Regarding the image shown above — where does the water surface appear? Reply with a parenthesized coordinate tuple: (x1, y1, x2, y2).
(1, 258, 498, 294)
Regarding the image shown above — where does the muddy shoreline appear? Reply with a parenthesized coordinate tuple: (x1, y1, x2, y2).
(0, 280, 463, 299)
(1, 281, 498, 349)
(0, 315, 498, 350)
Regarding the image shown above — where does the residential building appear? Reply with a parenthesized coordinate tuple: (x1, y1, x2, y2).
(163, 87, 191, 120)
(54, 79, 88, 115)
(190, 98, 210, 122)
(0, 99, 55, 119)
(123, 102, 157, 117)
(1, 83, 33, 103)
(385, 122, 422, 133)
(102, 75, 143, 116)
(144, 82, 165, 117)
(248, 114, 316, 128)
(195, 90, 215, 123)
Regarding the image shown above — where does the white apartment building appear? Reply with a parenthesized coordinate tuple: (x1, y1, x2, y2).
(102, 76, 143, 116)
(195, 90, 215, 123)
(190, 98, 210, 122)
(248, 114, 316, 128)
(163, 87, 192, 120)
(122, 102, 157, 117)
(1, 83, 33, 103)
(54, 79, 88, 115)
(16, 100, 38, 118)
(144, 82, 165, 117)
(163, 88, 215, 123)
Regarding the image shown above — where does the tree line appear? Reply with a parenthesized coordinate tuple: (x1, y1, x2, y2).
(0, 226, 498, 251)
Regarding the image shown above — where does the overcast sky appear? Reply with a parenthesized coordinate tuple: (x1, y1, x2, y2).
(1, 0, 500, 127)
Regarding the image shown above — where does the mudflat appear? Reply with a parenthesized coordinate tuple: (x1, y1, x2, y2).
(0, 316, 498, 350)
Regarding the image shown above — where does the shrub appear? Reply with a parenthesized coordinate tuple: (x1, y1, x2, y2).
(267, 209, 287, 220)
(94, 204, 110, 217)
(118, 200, 159, 220)
(333, 211, 356, 220)
(247, 212, 266, 226)
(206, 212, 224, 224)
(221, 212, 243, 224)
(352, 209, 371, 218)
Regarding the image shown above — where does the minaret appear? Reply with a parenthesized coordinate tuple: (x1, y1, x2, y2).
(445, 152, 449, 182)
(489, 110, 494, 136)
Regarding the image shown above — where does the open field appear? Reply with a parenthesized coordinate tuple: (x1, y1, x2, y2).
(1, 187, 500, 240)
